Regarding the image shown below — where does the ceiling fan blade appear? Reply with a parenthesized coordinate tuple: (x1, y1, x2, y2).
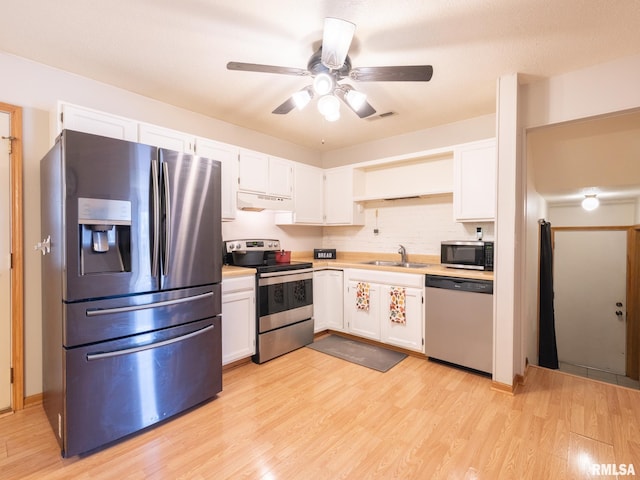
(335, 86, 377, 118)
(272, 96, 297, 115)
(321, 17, 356, 70)
(227, 62, 309, 77)
(350, 65, 433, 82)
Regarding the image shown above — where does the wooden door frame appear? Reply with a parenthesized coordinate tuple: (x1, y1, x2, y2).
(1, 102, 24, 411)
(551, 225, 638, 379)
(629, 226, 640, 379)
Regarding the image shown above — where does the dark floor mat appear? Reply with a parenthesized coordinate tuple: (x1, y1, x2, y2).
(307, 335, 407, 372)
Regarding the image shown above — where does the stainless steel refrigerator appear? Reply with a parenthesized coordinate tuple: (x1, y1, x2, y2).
(40, 130, 222, 457)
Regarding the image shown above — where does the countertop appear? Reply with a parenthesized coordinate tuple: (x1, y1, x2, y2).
(222, 251, 494, 281)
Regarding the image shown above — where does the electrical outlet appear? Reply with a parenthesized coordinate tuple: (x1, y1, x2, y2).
(373, 228, 379, 235)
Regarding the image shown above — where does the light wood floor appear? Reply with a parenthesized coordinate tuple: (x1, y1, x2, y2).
(2, 346, 640, 479)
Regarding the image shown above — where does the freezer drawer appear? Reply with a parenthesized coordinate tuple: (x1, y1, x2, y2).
(59, 317, 221, 457)
(63, 284, 221, 347)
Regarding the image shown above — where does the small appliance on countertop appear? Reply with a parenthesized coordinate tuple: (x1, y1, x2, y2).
(224, 239, 314, 363)
(440, 240, 494, 271)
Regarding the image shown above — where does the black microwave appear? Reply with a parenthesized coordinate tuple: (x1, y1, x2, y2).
(440, 240, 494, 271)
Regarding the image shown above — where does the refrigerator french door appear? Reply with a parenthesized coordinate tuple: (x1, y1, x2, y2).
(40, 130, 222, 457)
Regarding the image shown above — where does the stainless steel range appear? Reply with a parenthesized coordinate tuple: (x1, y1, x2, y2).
(224, 239, 314, 363)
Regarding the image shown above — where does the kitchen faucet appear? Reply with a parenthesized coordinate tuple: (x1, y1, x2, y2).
(398, 244, 407, 263)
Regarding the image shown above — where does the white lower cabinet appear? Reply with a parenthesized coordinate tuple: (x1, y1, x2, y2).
(380, 285, 424, 352)
(344, 269, 425, 353)
(221, 276, 256, 365)
(346, 280, 381, 340)
(313, 269, 344, 332)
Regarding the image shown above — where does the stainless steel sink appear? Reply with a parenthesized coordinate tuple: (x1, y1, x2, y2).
(361, 260, 432, 268)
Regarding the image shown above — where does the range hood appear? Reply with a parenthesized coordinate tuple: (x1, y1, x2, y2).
(237, 191, 294, 212)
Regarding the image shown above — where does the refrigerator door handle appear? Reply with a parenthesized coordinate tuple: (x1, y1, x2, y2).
(86, 324, 214, 361)
(85, 291, 214, 316)
(151, 159, 160, 277)
(162, 160, 171, 276)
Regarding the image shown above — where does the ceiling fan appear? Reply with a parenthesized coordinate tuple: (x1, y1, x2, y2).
(226, 17, 433, 121)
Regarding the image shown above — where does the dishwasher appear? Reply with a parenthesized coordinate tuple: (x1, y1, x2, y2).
(425, 275, 493, 375)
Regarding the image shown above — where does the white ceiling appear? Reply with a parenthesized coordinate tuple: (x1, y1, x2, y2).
(2, 0, 640, 153)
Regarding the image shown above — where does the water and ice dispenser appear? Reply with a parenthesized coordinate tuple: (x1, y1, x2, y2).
(78, 197, 132, 275)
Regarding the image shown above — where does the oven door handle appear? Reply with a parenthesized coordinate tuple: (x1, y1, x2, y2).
(86, 324, 214, 361)
(259, 268, 315, 278)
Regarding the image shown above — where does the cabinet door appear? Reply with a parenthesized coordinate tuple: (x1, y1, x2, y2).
(238, 149, 268, 193)
(324, 167, 366, 225)
(221, 281, 256, 365)
(345, 281, 380, 340)
(453, 139, 496, 221)
(268, 156, 293, 198)
(59, 103, 138, 141)
(138, 123, 195, 153)
(314, 270, 344, 332)
(380, 286, 424, 352)
(196, 138, 238, 221)
(293, 163, 324, 224)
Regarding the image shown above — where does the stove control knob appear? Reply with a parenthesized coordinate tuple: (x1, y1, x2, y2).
(235, 242, 241, 249)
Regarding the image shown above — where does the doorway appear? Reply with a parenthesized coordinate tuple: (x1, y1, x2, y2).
(0, 102, 24, 412)
(553, 226, 639, 388)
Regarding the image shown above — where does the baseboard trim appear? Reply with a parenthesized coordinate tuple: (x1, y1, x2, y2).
(491, 366, 529, 395)
(24, 393, 42, 407)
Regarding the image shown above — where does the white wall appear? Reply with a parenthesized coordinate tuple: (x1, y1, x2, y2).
(321, 114, 496, 168)
(549, 201, 636, 227)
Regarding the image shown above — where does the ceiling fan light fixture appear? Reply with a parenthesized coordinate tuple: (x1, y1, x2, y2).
(321, 17, 356, 70)
(292, 89, 313, 110)
(313, 73, 334, 95)
(345, 88, 367, 111)
(317, 94, 340, 118)
(581, 194, 599, 211)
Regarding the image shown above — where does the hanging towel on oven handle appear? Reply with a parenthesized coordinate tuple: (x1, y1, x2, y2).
(355, 282, 370, 311)
(389, 286, 406, 325)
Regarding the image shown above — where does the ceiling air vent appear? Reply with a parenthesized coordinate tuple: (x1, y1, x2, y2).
(366, 111, 397, 121)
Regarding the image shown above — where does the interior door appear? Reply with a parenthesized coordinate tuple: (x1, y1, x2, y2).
(0, 111, 11, 411)
(554, 229, 627, 374)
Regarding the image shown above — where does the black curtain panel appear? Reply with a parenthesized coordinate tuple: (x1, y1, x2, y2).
(538, 221, 559, 369)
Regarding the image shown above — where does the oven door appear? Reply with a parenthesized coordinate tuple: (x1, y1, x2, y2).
(258, 268, 313, 333)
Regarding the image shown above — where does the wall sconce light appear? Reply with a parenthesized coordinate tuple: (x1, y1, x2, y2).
(581, 194, 599, 211)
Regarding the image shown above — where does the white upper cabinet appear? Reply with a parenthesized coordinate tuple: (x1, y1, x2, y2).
(324, 167, 365, 225)
(196, 137, 238, 221)
(238, 149, 293, 198)
(268, 156, 294, 198)
(275, 163, 324, 225)
(238, 149, 269, 194)
(58, 103, 137, 141)
(138, 123, 195, 154)
(453, 138, 497, 222)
